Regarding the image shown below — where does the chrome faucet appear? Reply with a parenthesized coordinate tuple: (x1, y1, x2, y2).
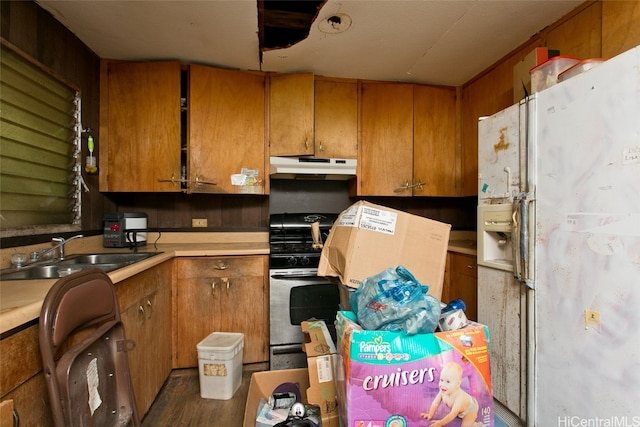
(30, 234, 84, 262)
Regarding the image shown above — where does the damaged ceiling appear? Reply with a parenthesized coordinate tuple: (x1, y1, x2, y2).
(36, 0, 584, 86)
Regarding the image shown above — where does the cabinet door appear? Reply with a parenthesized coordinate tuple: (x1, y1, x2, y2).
(117, 261, 173, 417)
(413, 85, 458, 196)
(189, 65, 266, 193)
(0, 325, 53, 425)
(447, 252, 478, 321)
(314, 77, 357, 159)
(100, 60, 182, 192)
(219, 273, 268, 364)
(269, 73, 314, 156)
(175, 256, 268, 367)
(120, 297, 146, 415)
(358, 82, 413, 196)
(2, 373, 52, 427)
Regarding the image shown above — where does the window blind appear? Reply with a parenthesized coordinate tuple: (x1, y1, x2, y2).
(0, 43, 81, 231)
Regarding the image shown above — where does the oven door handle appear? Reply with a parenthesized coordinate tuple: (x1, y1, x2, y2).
(270, 274, 325, 281)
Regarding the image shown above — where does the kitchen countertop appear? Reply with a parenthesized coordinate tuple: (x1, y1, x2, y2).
(0, 232, 269, 335)
(0, 231, 476, 336)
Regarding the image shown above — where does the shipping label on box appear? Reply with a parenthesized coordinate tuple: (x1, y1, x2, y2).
(318, 201, 451, 300)
(336, 311, 494, 427)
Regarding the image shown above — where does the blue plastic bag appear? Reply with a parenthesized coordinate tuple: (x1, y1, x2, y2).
(350, 266, 441, 335)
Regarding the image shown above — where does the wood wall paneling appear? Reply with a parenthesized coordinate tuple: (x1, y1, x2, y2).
(1, 1, 108, 232)
(460, 0, 640, 196)
(542, 1, 602, 59)
(602, 0, 640, 57)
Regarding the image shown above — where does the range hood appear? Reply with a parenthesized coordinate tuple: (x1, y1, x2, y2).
(269, 156, 356, 180)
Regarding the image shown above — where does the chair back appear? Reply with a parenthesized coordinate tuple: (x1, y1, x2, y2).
(39, 269, 140, 427)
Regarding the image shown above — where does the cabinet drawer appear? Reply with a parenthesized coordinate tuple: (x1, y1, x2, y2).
(177, 256, 266, 279)
(451, 253, 477, 278)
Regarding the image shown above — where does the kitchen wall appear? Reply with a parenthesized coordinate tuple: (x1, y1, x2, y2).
(269, 179, 476, 229)
(459, 0, 640, 194)
(2, 0, 636, 246)
(1, 0, 109, 246)
(269, 180, 352, 215)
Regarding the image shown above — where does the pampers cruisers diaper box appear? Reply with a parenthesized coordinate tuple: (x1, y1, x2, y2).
(335, 311, 494, 427)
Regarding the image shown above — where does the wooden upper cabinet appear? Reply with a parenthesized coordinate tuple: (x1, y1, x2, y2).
(314, 77, 357, 159)
(358, 82, 414, 196)
(269, 72, 314, 156)
(188, 65, 266, 194)
(413, 85, 458, 196)
(99, 60, 181, 192)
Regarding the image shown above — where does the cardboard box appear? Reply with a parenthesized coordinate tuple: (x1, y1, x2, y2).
(243, 369, 309, 427)
(243, 321, 339, 427)
(318, 201, 450, 299)
(301, 320, 340, 427)
(242, 367, 339, 427)
(513, 47, 559, 102)
(335, 311, 494, 427)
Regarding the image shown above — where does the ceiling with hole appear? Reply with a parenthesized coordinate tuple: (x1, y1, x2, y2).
(36, 0, 583, 86)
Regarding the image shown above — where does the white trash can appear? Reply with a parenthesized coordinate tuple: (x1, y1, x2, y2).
(196, 332, 244, 399)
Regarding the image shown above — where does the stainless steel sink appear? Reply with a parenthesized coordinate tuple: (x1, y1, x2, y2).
(57, 252, 159, 266)
(0, 252, 162, 281)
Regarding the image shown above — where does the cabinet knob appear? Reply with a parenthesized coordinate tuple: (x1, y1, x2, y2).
(146, 299, 153, 319)
(215, 261, 228, 270)
(138, 305, 145, 324)
(211, 280, 216, 296)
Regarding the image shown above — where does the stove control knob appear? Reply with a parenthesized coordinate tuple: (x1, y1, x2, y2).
(287, 256, 297, 267)
(300, 256, 310, 266)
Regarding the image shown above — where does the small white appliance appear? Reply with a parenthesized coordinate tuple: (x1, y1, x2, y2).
(103, 212, 148, 248)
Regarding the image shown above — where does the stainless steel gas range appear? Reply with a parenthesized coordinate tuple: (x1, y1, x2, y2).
(268, 213, 340, 370)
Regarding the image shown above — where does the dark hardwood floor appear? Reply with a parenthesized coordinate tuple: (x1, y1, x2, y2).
(142, 366, 266, 426)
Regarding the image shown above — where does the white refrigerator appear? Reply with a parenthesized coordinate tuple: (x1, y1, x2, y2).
(477, 45, 640, 426)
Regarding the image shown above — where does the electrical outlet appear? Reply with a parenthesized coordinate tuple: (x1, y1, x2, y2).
(192, 218, 207, 228)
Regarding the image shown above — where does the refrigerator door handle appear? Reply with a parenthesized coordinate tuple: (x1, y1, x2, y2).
(512, 199, 522, 281)
(513, 192, 535, 288)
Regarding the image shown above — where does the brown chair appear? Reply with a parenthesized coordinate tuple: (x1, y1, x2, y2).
(39, 269, 141, 427)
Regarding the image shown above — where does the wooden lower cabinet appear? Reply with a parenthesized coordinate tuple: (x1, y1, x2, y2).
(117, 260, 173, 417)
(0, 324, 52, 426)
(0, 260, 173, 424)
(442, 252, 478, 321)
(174, 256, 269, 368)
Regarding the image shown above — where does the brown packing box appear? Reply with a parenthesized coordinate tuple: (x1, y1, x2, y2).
(242, 368, 310, 427)
(301, 321, 340, 427)
(242, 321, 340, 427)
(513, 47, 559, 102)
(318, 200, 450, 299)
